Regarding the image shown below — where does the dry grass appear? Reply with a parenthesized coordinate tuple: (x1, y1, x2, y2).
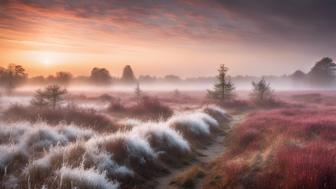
(0, 104, 230, 189)
(108, 96, 174, 120)
(203, 107, 336, 189)
(3, 105, 118, 132)
(170, 165, 205, 189)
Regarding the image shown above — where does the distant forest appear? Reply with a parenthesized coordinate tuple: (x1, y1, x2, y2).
(1, 57, 336, 90)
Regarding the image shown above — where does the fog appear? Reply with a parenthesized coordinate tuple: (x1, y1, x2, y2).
(15, 80, 336, 95)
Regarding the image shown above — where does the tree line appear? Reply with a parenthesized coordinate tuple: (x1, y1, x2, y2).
(1, 57, 335, 94)
(0, 64, 137, 93)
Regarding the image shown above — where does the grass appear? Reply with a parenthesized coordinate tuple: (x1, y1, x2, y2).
(203, 107, 336, 189)
(170, 165, 205, 189)
(0, 103, 230, 189)
(3, 105, 118, 132)
(108, 96, 173, 120)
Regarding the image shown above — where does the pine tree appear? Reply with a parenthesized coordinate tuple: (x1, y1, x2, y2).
(134, 82, 142, 102)
(208, 64, 235, 102)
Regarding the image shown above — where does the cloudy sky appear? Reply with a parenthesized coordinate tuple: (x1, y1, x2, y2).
(0, 0, 335, 77)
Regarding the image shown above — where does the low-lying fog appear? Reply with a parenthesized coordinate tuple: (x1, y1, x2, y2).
(0, 80, 330, 110)
(16, 80, 336, 94)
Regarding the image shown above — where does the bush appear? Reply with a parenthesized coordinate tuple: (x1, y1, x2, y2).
(58, 166, 119, 189)
(203, 107, 336, 189)
(167, 112, 221, 143)
(0, 105, 230, 189)
(256, 141, 336, 189)
(131, 122, 191, 165)
(107, 99, 126, 112)
(3, 105, 118, 132)
(129, 96, 173, 120)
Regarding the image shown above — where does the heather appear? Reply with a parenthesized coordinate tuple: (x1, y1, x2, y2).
(203, 107, 336, 189)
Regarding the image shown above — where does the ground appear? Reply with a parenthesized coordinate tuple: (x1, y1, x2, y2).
(0, 88, 335, 189)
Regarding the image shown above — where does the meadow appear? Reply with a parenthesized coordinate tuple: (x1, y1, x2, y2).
(0, 87, 335, 189)
(0, 88, 232, 189)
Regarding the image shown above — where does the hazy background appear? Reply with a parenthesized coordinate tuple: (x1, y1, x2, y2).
(0, 0, 335, 77)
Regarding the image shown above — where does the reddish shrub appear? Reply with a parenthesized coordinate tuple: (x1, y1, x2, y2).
(107, 99, 126, 112)
(257, 141, 336, 189)
(203, 107, 336, 189)
(129, 96, 173, 120)
(3, 105, 118, 132)
(221, 99, 251, 110)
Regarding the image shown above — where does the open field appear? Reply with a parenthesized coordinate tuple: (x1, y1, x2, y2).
(0, 88, 335, 189)
(0, 88, 233, 189)
(1, 1, 335, 188)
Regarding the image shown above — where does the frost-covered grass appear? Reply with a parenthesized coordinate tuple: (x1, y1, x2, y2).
(3, 105, 117, 132)
(118, 118, 144, 128)
(0, 121, 96, 181)
(0, 105, 229, 189)
(59, 166, 119, 189)
(0, 121, 95, 152)
(203, 105, 232, 124)
(167, 111, 221, 141)
(132, 122, 190, 152)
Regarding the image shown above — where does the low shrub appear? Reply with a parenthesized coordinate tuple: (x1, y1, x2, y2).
(3, 105, 117, 132)
(167, 112, 221, 143)
(58, 166, 119, 189)
(131, 122, 191, 165)
(129, 96, 173, 120)
(203, 107, 336, 189)
(107, 99, 126, 112)
(256, 141, 336, 189)
(0, 105, 229, 189)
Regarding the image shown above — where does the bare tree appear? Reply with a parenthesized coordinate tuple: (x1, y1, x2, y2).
(250, 77, 273, 105)
(208, 64, 235, 102)
(31, 89, 48, 109)
(31, 85, 67, 110)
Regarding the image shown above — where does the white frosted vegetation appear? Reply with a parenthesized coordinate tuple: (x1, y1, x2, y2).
(0, 144, 25, 169)
(0, 105, 229, 188)
(167, 112, 220, 136)
(85, 149, 134, 176)
(0, 121, 95, 153)
(59, 166, 120, 189)
(118, 118, 144, 127)
(204, 105, 228, 117)
(131, 122, 190, 153)
(26, 142, 133, 178)
(88, 132, 156, 161)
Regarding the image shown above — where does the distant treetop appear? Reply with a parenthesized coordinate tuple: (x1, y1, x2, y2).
(308, 57, 336, 85)
(121, 65, 136, 83)
(90, 67, 112, 85)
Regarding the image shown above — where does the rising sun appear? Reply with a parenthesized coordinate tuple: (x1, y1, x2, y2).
(42, 58, 50, 65)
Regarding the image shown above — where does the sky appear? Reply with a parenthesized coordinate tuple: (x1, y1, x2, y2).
(0, 0, 335, 77)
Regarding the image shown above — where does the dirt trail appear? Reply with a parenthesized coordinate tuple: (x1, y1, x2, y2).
(155, 113, 245, 189)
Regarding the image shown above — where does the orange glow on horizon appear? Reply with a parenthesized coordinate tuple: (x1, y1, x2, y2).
(0, 1, 331, 78)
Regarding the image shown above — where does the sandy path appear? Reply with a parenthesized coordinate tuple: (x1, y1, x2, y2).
(155, 113, 245, 189)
